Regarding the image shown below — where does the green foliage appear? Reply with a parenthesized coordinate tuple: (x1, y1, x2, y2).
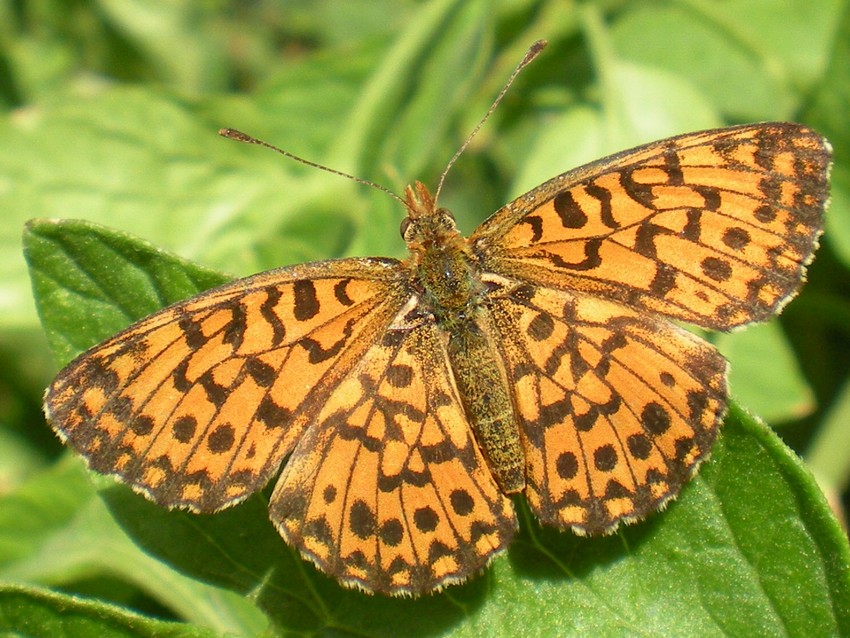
(2, 0, 849, 635)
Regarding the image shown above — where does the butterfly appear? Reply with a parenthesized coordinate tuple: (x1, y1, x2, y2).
(43, 120, 830, 596)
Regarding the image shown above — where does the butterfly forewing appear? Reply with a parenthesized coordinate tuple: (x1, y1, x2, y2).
(45, 258, 409, 511)
(474, 123, 830, 330)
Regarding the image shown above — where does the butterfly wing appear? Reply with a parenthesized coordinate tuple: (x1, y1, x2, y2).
(486, 280, 727, 533)
(269, 307, 517, 595)
(471, 122, 829, 533)
(44, 258, 410, 512)
(473, 123, 830, 330)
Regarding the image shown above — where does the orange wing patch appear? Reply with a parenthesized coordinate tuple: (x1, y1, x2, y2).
(474, 123, 829, 330)
(488, 281, 727, 533)
(45, 259, 407, 511)
(270, 310, 516, 595)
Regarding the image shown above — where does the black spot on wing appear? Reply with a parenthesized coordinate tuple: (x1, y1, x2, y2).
(293, 280, 320, 321)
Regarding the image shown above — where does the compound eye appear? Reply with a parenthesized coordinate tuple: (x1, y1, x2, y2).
(399, 217, 412, 238)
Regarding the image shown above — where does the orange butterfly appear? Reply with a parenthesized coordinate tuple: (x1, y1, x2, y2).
(43, 49, 831, 598)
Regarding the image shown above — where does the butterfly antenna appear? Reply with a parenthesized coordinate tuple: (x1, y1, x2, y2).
(434, 39, 547, 203)
(218, 128, 408, 208)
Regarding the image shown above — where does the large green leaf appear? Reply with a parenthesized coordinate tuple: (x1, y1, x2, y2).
(23, 217, 850, 636)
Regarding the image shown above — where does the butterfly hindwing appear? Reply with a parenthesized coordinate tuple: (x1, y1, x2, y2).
(269, 308, 517, 595)
(486, 281, 727, 533)
(474, 123, 830, 330)
(44, 258, 408, 512)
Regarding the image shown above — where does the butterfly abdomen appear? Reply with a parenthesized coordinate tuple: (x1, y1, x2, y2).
(447, 315, 525, 494)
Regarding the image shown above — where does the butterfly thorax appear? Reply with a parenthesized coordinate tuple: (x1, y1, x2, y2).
(401, 182, 526, 494)
(402, 182, 483, 322)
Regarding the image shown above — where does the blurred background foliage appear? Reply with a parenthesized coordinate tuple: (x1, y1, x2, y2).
(1, 0, 849, 636)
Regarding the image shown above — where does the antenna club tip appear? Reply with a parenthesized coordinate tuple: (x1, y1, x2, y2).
(523, 40, 548, 65)
(219, 128, 256, 143)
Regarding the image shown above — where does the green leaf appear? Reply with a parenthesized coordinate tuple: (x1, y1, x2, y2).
(24, 215, 850, 636)
(23, 218, 231, 366)
(609, 0, 843, 120)
(718, 322, 815, 423)
(96, 0, 230, 92)
(0, 455, 93, 566)
(0, 456, 265, 635)
(0, 583, 223, 638)
(2, 90, 235, 328)
(806, 377, 850, 500)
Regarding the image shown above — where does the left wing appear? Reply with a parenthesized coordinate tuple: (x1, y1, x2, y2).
(44, 259, 407, 513)
(269, 308, 517, 595)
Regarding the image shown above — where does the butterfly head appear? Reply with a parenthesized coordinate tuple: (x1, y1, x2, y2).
(400, 181, 461, 251)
